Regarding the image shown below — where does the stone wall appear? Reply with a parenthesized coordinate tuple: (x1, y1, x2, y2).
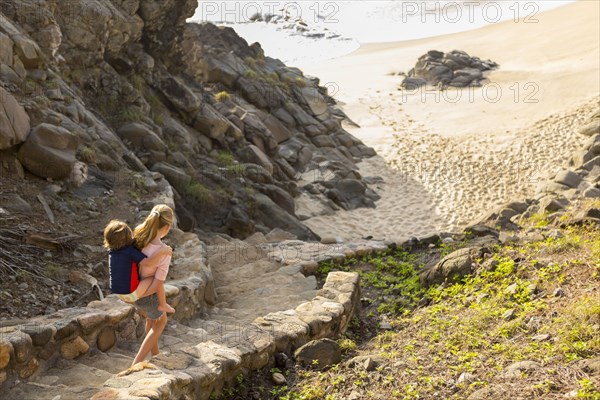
(90, 271, 362, 400)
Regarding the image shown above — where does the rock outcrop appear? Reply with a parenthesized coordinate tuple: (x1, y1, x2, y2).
(402, 50, 498, 88)
(0, 0, 379, 241)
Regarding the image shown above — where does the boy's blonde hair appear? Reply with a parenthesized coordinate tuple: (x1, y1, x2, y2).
(103, 220, 133, 250)
(133, 204, 175, 250)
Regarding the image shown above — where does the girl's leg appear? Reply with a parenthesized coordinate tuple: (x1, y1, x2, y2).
(131, 313, 167, 366)
(144, 318, 160, 356)
(156, 282, 175, 314)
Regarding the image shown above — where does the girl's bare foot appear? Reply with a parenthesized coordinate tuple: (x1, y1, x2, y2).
(158, 303, 176, 314)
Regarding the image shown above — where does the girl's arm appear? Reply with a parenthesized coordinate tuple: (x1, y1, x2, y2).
(139, 246, 172, 269)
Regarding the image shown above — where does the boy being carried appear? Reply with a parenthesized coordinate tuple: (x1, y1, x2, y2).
(103, 220, 174, 314)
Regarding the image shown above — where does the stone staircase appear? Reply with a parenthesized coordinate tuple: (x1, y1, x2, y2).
(1, 230, 390, 400)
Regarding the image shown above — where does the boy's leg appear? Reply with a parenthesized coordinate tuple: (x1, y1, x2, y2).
(132, 277, 155, 299)
(132, 313, 167, 366)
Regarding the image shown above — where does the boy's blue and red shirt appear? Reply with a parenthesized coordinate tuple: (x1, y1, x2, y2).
(108, 245, 147, 294)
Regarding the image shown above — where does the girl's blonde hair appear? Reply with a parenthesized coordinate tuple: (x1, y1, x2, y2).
(133, 204, 175, 250)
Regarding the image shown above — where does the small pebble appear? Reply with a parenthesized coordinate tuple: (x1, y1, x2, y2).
(502, 309, 516, 320)
(457, 372, 477, 384)
(272, 372, 287, 385)
(379, 321, 393, 330)
(531, 334, 551, 342)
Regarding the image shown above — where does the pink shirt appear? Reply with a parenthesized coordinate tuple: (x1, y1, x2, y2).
(140, 242, 171, 282)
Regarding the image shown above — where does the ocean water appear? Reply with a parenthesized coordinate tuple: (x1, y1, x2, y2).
(188, 1, 575, 68)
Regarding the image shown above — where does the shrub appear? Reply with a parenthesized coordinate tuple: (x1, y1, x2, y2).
(216, 151, 235, 167)
(244, 70, 257, 79)
(214, 91, 231, 103)
(116, 106, 144, 123)
(185, 181, 213, 205)
(80, 146, 96, 164)
(295, 77, 308, 87)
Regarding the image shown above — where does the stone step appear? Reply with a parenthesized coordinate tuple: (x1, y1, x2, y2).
(214, 272, 316, 298)
(5, 357, 118, 400)
(212, 260, 280, 283)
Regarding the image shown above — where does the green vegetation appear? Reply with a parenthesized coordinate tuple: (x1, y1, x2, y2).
(80, 146, 96, 164)
(214, 200, 600, 400)
(185, 181, 214, 205)
(244, 69, 258, 79)
(131, 74, 146, 91)
(216, 151, 235, 167)
(44, 263, 64, 279)
(63, 93, 74, 105)
(215, 91, 232, 103)
(129, 74, 166, 126)
(116, 106, 144, 123)
(294, 77, 308, 88)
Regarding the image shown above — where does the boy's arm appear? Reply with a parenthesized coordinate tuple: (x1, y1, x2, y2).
(138, 246, 172, 269)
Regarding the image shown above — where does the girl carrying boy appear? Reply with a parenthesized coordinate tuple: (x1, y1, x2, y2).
(103, 204, 176, 366)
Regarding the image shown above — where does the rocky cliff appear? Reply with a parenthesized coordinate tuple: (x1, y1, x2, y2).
(0, 0, 379, 241)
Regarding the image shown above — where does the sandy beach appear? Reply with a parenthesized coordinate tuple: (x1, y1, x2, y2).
(299, 0, 600, 241)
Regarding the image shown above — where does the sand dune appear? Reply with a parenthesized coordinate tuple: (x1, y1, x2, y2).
(300, 1, 600, 240)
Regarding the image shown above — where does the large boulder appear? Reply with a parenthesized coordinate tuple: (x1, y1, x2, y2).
(17, 123, 79, 179)
(294, 339, 341, 368)
(197, 51, 245, 86)
(554, 170, 582, 189)
(0, 87, 31, 149)
(116, 123, 167, 165)
(138, 0, 198, 58)
(0, 15, 43, 69)
(259, 184, 295, 216)
(50, 0, 142, 67)
(295, 193, 335, 221)
(193, 104, 237, 140)
(579, 120, 600, 137)
(157, 74, 201, 114)
(420, 247, 480, 287)
(117, 123, 167, 153)
(261, 113, 292, 143)
(237, 145, 273, 175)
(297, 86, 330, 121)
(278, 138, 313, 170)
(151, 162, 191, 194)
(253, 193, 319, 241)
(408, 50, 498, 87)
(401, 77, 427, 89)
(240, 112, 278, 154)
(325, 179, 379, 210)
(236, 77, 287, 111)
(0, 32, 13, 66)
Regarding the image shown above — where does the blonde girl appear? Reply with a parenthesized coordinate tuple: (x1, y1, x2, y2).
(133, 204, 176, 315)
(130, 204, 176, 366)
